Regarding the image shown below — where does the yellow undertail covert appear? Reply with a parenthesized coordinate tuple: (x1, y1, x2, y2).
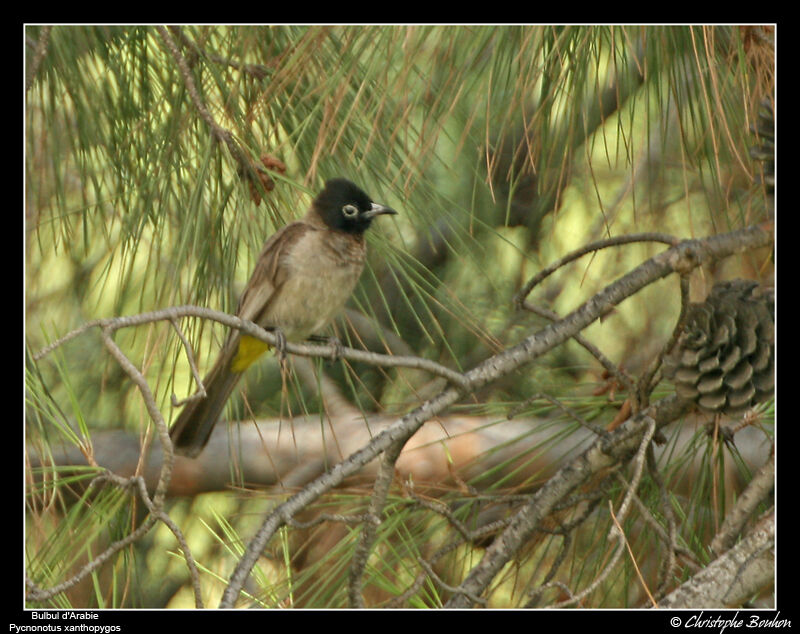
(230, 335, 272, 373)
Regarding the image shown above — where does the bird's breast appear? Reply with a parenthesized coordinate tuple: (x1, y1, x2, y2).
(264, 229, 366, 340)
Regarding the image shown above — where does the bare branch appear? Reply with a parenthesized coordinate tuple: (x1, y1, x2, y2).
(348, 440, 404, 607)
(26, 514, 158, 603)
(33, 305, 471, 390)
(519, 301, 636, 399)
(533, 416, 658, 609)
(155, 26, 255, 177)
(169, 317, 207, 406)
(710, 453, 775, 556)
(98, 326, 174, 507)
(514, 232, 681, 307)
(658, 510, 774, 609)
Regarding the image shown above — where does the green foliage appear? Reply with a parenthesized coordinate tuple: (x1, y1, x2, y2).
(26, 25, 773, 608)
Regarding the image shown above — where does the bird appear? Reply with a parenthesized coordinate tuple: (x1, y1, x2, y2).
(170, 178, 397, 457)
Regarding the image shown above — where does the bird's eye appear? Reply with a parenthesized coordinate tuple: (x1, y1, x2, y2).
(342, 204, 359, 217)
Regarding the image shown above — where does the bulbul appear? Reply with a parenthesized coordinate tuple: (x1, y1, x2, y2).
(170, 178, 397, 457)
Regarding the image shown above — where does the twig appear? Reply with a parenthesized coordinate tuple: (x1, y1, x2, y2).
(528, 497, 610, 607)
(403, 492, 490, 544)
(348, 439, 404, 607)
(27, 469, 204, 607)
(636, 273, 691, 407)
(514, 232, 680, 307)
(443, 402, 674, 608)
(518, 301, 635, 399)
(386, 537, 478, 607)
(623, 482, 700, 575)
(98, 326, 174, 507)
(96, 472, 205, 608)
(33, 305, 471, 391)
(614, 416, 656, 522)
(26, 515, 158, 603)
(169, 317, 207, 406)
(167, 25, 274, 79)
(508, 392, 608, 437)
(609, 501, 658, 607)
(644, 445, 683, 595)
(285, 512, 380, 530)
(538, 416, 658, 609)
(156, 26, 254, 176)
(529, 581, 578, 607)
(418, 557, 489, 606)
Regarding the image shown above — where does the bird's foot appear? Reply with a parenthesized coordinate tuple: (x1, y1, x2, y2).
(269, 328, 288, 369)
(308, 334, 344, 363)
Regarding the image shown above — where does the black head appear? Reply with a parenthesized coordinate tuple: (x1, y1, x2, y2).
(312, 178, 397, 234)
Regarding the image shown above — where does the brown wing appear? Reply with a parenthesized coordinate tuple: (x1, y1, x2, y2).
(171, 221, 317, 457)
(235, 221, 315, 325)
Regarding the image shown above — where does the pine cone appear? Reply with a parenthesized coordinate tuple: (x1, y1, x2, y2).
(662, 280, 774, 416)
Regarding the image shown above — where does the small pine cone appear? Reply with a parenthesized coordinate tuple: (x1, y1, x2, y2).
(662, 280, 774, 416)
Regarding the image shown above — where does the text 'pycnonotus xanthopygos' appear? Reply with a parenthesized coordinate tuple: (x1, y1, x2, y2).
(170, 178, 397, 457)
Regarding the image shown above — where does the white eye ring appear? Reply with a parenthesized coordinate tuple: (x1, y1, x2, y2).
(342, 204, 359, 217)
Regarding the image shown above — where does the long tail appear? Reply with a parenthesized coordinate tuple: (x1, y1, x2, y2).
(170, 338, 244, 458)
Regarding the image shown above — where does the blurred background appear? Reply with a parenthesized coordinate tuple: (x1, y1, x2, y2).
(25, 25, 774, 609)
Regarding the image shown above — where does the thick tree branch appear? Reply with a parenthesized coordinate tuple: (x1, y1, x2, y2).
(710, 453, 775, 556)
(657, 510, 774, 609)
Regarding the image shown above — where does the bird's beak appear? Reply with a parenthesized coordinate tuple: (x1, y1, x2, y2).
(361, 203, 398, 220)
